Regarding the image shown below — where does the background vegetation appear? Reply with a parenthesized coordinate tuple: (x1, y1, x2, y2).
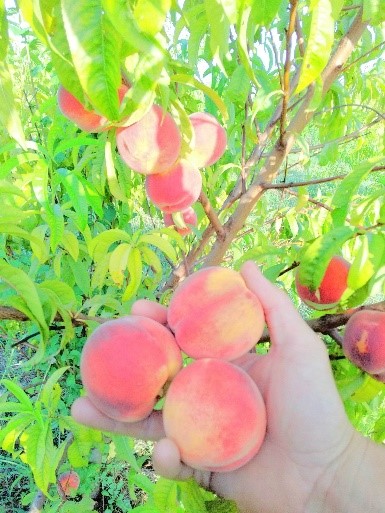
(0, 0, 384, 511)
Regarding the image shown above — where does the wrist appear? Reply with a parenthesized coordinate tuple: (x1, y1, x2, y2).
(306, 431, 385, 513)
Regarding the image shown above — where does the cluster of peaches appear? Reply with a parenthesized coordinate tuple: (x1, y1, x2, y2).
(58, 85, 227, 235)
(80, 266, 267, 472)
(296, 255, 385, 382)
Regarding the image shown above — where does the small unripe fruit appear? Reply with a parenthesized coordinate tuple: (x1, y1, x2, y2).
(163, 358, 266, 472)
(187, 112, 227, 167)
(342, 310, 385, 382)
(168, 266, 265, 360)
(80, 316, 182, 422)
(116, 105, 182, 174)
(163, 207, 198, 236)
(145, 160, 202, 213)
(295, 255, 350, 310)
(57, 471, 80, 496)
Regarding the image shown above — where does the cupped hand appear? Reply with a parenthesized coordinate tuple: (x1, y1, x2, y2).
(72, 261, 357, 513)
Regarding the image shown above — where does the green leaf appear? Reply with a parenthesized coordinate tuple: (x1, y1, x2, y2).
(351, 375, 385, 403)
(225, 65, 250, 106)
(20, 422, 56, 493)
(297, 227, 357, 292)
(1, 380, 34, 411)
(109, 242, 131, 286)
(111, 434, 140, 472)
(204, 0, 230, 73)
(348, 233, 385, 290)
(153, 478, 182, 513)
(0, 260, 49, 341)
(170, 74, 228, 122)
(140, 233, 177, 263)
(0, 414, 34, 454)
(39, 367, 69, 412)
(134, 0, 171, 35)
(89, 229, 132, 262)
(178, 479, 208, 512)
(0, 2, 26, 149)
(62, 230, 80, 261)
(296, 0, 336, 94)
(61, 0, 122, 120)
(59, 172, 89, 231)
(331, 157, 385, 227)
(105, 136, 127, 201)
(363, 0, 385, 24)
(122, 247, 142, 301)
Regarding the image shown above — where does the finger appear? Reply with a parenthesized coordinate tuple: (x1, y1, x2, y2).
(131, 299, 168, 325)
(71, 397, 165, 441)
(240, 261, 324, 351)
(153, 438, 213, 489)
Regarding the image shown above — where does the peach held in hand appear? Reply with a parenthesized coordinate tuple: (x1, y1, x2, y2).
(163, 358, 267, 472)
(80, 316, 182, 422)
(342, 310, 385, 382)
(167, 266, 265, 360)
(145, 160, 202, 213)
(116, 104, 182, 175)
(57, 470, 80, 496)
(295, 255, 350, 310)
(187, 112, 227, 168)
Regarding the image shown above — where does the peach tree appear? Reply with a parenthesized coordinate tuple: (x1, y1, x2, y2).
(0, 1, 384, 512)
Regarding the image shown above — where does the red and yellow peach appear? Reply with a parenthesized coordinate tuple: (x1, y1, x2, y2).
(163, 358, 266, 472)
(187, 112, 227, 168)
(80, 316, 182, 422)
(167, 266, 265, 360)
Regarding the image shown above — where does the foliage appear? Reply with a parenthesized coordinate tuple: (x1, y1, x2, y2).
(0, 0, 384, 511)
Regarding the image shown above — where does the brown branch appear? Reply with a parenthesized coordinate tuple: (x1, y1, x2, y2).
(258, 300, 385, 342)
(0, 306, 104, 325)
(295, 16, 305, 57)
(280, 0, 298, 146)
(283, 188, 333, 211)
(199, 191, 226, 240)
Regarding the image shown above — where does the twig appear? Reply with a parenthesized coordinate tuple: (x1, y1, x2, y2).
(199, 191, 226, 240)
(280, 0, 298, 147)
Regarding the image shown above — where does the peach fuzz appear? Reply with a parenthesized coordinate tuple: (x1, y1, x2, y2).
(163, 207, 198, 236)
(295, 255, 350, 310)
(57, 470, 80, 496)
(58, 84, 128, 133)
(167, 266, 265, 360)
(342, 310, 385, 382)
(80, 316, 182, 422)
(131, 299, 168, 325)
(145, 160, 202, 213)
(187, 112, 227, 168)
(116, 104, 182, 175)
(163, 358, 266, 472)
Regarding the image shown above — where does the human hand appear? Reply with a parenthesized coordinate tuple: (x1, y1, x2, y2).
(71, 261, 360, 513)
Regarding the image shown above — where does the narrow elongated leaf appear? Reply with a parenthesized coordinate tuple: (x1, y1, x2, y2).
(140, 233, 177, 263)
(40, 367, 69, 411)
(89, 229, 132, 262)
(297, 227, 357, 291)
(0, 2, 26, 148)
(170, 74, 228, 121)
(134, 0, 171, 35)
(61, 0, 122, 120)
(204, 0, 230, 72)
(348, 233, 385, 290)
(122, 247, 142, 301)
(0, 260, 49, 340)
(109, 243, 131, 286)
(296, 0, 336, 94)
(105, 137, 127, 201)
(1, 380, 35, 411)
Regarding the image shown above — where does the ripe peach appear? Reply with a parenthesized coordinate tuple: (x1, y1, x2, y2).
(145, 160, 202, 213)
(80, 316, 182, 422)
(295, 255, 350, 310)
(57, 470, 80, 496)
(163, 358, 266, 472)
(342, 310, 385, 382)
(167, 266, 265, 360)
(58, 84, 129, 132)
(116, 105, 182, 175)
(187, 112, 227, 168)
(163, 207, 198, 236)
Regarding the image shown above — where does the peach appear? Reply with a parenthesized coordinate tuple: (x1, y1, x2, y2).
(167, 266, 265, 360)
(58, 84, 129, 132)
(116, 105, 182, 174)
(57, 470, 80, 496)
(342, 310, 385, 382)
(295, 255, 350, 310)
(163, 358, 266, 472)
(80, 316, 182, 422)
(163, 207, 198, 236)
(145, 160, 202, 213)
(187, 112, 227, 168)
